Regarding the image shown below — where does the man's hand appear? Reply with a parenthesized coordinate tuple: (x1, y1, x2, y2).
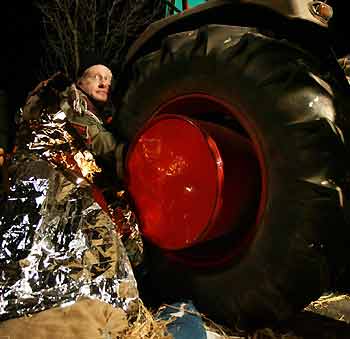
(0, 147, 9, 200)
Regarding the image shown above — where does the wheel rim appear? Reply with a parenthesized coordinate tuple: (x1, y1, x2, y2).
(126, 93, 268, 268)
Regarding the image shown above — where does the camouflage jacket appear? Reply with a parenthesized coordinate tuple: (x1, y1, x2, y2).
(22, 79, 125, 183)
(60, 84, 118, 162)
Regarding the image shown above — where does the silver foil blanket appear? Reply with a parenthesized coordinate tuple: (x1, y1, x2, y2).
(0, 110, 140, 321)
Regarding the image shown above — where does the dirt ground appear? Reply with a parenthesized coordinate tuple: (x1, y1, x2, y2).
(286, 293, 350, 339)
(204, 293, 350, 339)
(254, 293, 350, 339)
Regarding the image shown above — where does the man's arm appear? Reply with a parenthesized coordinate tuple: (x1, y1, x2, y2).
(22, 72, 72, 121)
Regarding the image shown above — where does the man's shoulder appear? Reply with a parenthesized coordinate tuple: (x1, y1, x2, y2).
(60, 84, 89, 117)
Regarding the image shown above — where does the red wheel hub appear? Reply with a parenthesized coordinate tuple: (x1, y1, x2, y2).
(126, 113, 261, 251)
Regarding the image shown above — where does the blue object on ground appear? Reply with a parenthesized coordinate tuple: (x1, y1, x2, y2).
(157, 300, 207, 339)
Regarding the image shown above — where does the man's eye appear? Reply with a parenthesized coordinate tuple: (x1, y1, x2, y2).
(92, 74, 111, 83)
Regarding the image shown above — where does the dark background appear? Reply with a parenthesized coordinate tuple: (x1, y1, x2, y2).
(0, 3, 44, 113)
(0, 1, 349, 114)
(327, 0, 349, 58)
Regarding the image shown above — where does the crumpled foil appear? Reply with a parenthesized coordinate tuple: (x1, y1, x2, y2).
(0, 109, 140, 321)
(112, 191, 144, 269)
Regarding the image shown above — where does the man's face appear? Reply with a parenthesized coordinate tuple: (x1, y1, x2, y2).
(78, 64, 112, 103)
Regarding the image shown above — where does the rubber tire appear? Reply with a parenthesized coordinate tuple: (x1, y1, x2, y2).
(114, 25, 348, 328)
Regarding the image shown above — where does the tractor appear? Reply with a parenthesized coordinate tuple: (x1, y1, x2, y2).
(111, 0, 350, 329)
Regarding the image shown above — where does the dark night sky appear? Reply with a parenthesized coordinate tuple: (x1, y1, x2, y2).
(1, 3, 44, 112)
(327, 0, 349, 57)
(0, 1, 349, 113)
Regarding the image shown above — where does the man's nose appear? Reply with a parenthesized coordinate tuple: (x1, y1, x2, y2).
(98, 80, 110, 88)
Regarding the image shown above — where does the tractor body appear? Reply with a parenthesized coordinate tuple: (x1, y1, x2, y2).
(112, 0, 350, 327)
(125, 0, 334, 66)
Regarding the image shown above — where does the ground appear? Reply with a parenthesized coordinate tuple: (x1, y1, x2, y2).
(206, 293, 350, 338)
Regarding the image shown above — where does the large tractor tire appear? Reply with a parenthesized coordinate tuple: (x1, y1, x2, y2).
(114, 25, 349, 328)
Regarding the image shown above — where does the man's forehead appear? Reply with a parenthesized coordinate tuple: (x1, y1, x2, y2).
(85, 64, 112, 76)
